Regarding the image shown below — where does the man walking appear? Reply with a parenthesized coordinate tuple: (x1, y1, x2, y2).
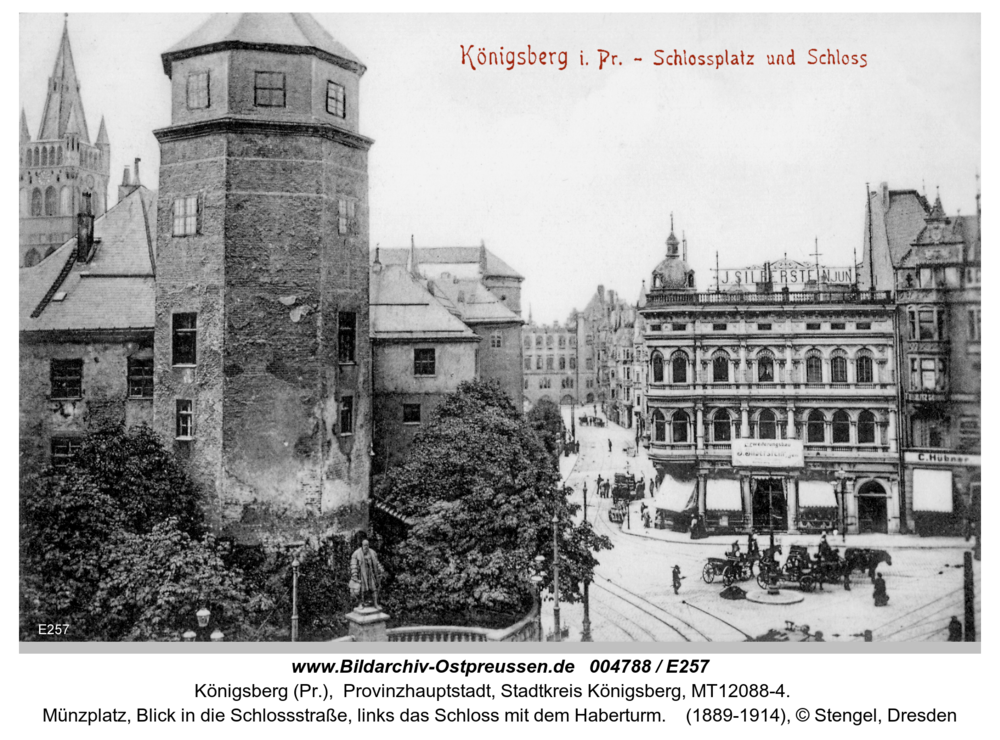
(672, 565, 684, 595)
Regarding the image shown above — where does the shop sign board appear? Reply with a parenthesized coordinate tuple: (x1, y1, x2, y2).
(904, 451, 981, 467)
(732, 439, 804, 468)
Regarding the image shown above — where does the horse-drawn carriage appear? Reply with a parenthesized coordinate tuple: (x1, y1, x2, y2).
(608, 502, 627, 523)
(578, 415, 605, 427)
(702, 553, 755, 586)
(611, 474, 644, 503)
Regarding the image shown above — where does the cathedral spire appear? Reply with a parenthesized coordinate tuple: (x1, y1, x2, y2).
(37, 16, 90, 142)
(20, 108, 30, 143)
(96, 116, 109, 147)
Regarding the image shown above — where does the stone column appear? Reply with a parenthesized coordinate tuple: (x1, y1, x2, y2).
(844, 477, 857, 535)
(786, 477, 798, 533)
(887, 478, 902, 534)
(697, 473, 707, 517)
(739, 342, 747, 384)
(786, 403, 796, 439)
(741, 474, 752, 529)
(784, 344, 793, 385)
(887, 409, 898, 453)
(695, 403, 705, 452)
(740, 402, 750, 439)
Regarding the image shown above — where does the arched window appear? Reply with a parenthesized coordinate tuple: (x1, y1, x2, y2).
(653, 410, 667, 442)
(672, 410, 689, 443)
(44, 186, 57, 216)
(713, 410, 732, 442)
(757, 354, 774, 383)
(758, 410, 777, 439)
(858, 411, 876, 445)
(832, 410, 851, 443)
(856, 353, 874, 384)
(671, 353, 687, 384)
(713, 354, 729, 382)
(807, 410, 826, 443)
(41, 147, 48, 166)
(33, 147, 40, 166)
(25, 147, 31, 166)
(831, 354, 848, 384)
(31, 188, 42, 217)
(651, 353, 664, 383)
(24, 248, 41, 267)
(806, 354, 823, 384)
(57, 146, 63, 165)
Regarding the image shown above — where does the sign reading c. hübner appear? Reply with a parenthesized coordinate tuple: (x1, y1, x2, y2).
(732, 439, 805, 468)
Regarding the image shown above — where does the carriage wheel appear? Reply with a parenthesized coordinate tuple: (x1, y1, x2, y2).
(757, 570, 772, 590)
(722, 565, 736, 587)
(702, 563, 716, 584)
(800, 575, 815, 592)
(741, 561, 755, 581)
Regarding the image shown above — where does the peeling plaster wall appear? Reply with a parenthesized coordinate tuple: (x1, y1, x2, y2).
(19, 335, 154, 463)
(154, 128, 371, 539)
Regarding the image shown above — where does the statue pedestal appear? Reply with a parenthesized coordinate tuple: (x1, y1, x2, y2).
(346, 607, 390, 642)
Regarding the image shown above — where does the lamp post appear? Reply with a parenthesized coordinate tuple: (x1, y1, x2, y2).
(183, 607, 223, 642)
(835, 469, 847, 543)
(532, 554, 545, 642)
(552, 514, 561, 642)
(291, 557, 300, 642)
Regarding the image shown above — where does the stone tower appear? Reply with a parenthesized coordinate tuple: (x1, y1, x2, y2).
(20, 17, 110, 267)
(154, 13, 373, 539)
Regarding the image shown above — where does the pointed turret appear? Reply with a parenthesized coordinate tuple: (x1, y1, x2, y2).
(20, 109, 30, 143)
(38, 16, 90, 143)
(96, 116, 109, 149)
(928, 188, 947, 222)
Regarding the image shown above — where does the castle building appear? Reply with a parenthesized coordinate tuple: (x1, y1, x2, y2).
(521, 312, 594, 408)
(862, 183, 981, 535)
(21, 13, 374, 542)
(641, 221, 902, 535)
(20, 18, 110, 267)
(375, 243, 524, 409)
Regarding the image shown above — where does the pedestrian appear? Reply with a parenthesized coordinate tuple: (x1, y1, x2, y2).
(608, 439, 612, 453)
(872, 572, 889, 607)
(947, 616, 963, 642)
(643, 509, 651, 528)
(672, 565, 684, 595)
(843, 569, 851, 591)
(597, 474, 603, 492)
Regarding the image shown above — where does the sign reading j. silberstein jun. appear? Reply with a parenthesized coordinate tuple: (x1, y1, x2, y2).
(732, 439, 805, 468)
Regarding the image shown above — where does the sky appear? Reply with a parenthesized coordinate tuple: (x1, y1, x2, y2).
(18, 13, 981, 324)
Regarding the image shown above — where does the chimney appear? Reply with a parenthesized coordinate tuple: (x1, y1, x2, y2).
(77, 193, 95, 263)
(118, 166, 132, 203)
(133, 157, 141, 185)
(880, 182, 889, 211)
(597, 284, 605, 302)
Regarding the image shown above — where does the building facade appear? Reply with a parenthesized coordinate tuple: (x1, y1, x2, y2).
(20, 19, 110, 267)
(521, 314, 594, 408)
(863, 184, 981, 535)
(642, 227, 902, 535)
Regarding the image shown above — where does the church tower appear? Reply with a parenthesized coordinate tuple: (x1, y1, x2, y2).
(19, 16, 110, 267)
(154, 14, 373, 539)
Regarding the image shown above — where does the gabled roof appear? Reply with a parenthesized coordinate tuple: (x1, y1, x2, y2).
(370, 264, 478, 341)
(20, 187, 157, 332)
(37, 19, 90, 142)
(899, 214, 980, 267)
(162, 13, 365, 76)
(375, 246, 524, 280)
(426, 277, 522, 325)
(881, 190, 931, 267)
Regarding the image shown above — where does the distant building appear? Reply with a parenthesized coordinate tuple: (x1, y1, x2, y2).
(862, 183, 981, 535)
(20, 19, 110, 267)
(641, 221, 901, 535)
(521, 312, 593, 408)
(376, 243, 524, 408)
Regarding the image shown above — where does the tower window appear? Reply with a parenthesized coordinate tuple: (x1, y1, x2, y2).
(491, 330, 503, 348)
(175, 400, 194, 439)
(326, 81, 346, 118)
(254, 71, 286, 107)
(50, 359, 83, 399)
(339, 396, 354, 435)
(338, 197, 356, 235)
(338, 311, 357, 363)
(172, 195, 201, 236)
(187, 71, 210, 109)
(172, 313, 198, 366)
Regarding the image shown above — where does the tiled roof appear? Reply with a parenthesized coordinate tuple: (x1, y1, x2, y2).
(163, 13, 363, 75)
(427, 277, 522, 324)
(20, 187, 157, 332)
(883, 190, 931, 267)
(375, 246, 524, 280)
(370, 264, 478, 340)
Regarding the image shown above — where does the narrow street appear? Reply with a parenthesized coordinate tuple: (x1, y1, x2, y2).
(548, 406, 981, 643)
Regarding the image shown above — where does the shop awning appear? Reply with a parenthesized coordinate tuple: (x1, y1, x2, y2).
(798, 481, 837, 508)
(706, 479, 743, 512)
(653, 476, 696, 513)
(912, 469, 954, 512)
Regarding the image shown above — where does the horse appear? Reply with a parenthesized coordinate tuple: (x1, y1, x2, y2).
(844, 548, 892, 580)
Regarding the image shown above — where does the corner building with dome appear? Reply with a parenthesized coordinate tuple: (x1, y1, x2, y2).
(640, 221, 903, 536)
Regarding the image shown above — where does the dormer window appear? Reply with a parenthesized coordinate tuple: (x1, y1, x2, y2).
(254, 72, 286, 107)
(187, 71, 210, 109)
(327, 81, 346, 118)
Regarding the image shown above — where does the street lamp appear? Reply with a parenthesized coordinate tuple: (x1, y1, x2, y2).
(184, 607, 223, 642)
(552, 514, 561, 642)
(531, 555, 545, 641)
(291, 557, 300, 642)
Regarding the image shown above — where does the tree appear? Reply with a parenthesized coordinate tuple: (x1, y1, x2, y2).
(527, 398, 565, 460)
(376, 380, 611, 623)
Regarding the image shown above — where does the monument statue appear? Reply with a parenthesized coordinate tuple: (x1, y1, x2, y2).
(349, 538, 384, 609)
